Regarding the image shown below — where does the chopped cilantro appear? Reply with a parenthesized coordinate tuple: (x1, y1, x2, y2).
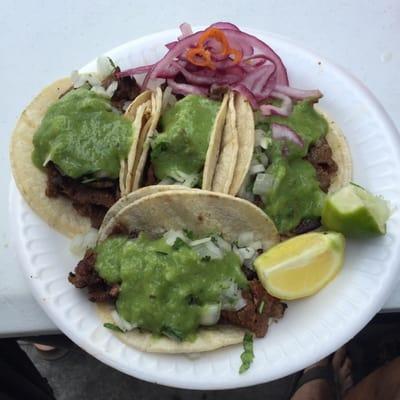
(103, 323, 124, 333)
(162, 326, 183, 341)
(172, 237, 187, 250)
(158, 142, 168, 152)
(246, 179, 254, 193)
(239, 332, 254, 374)
(183, 229, 194, 240)
(108, 57, 117, 69)
(155, 251, 168, 256)
(201, 256, 211, 262)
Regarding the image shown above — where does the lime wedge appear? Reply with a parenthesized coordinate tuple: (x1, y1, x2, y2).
(254, 232, 345, 300)
(322, 183, 390, 237)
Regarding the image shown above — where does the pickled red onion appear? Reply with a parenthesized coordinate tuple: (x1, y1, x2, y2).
(118, 22, 321, 114)
(271, 123, 304, 147)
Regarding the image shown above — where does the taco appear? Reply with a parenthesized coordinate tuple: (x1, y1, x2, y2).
(131, 88, 230, 191)
(69, 189, 285, 353)
(228, 95, 352, 236)
(110, 22, 352, 233)
(10, 58, 153, 237)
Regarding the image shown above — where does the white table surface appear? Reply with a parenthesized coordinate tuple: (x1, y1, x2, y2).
(1, 0, 399, 337)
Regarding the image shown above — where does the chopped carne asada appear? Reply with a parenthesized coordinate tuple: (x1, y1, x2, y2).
(107, 67, 141, 111)
(41, 70, 142, 229)
(252, 138, 338, 235)
(69, 243, 286, 339)
(68, 249, 119, 302)
(45, 163, 119, 228)
(306, 137, 338, 192)
(221, 280, 286, 338)
(143, 163, 158, 187)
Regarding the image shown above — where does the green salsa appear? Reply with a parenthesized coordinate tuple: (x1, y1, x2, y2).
(256, 100, 329, 233)
(263, 159, 325, 233)
(32, 87, 134, 179)
(95, 234, 247, 340)
(267, 100, 328, 157)
(150, 95, 221, 184)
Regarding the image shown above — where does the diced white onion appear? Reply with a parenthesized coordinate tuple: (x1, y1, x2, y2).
(237, 174, 254, 202)
(161, 86, 177, 111)
(248, 240, 263, 251)
(97, 56, 115, 81)
(232, 296, 247, 311)
(255, 129, 265, 143)
(205, 241, 224, 259)
(220, 281, 246, 311)
(163, 229, 188, 246)
(238, 232, 254, 247)
(122, 101, 132, 111)
(42, 152, 53, 167)
(190, 237, 211, 247)
(243, 258, 255, 270)
(253, 173, 274, 196)
(106, 80, 118, 97)
(153, 227, 166, 236)
(249, 164, 265, 175)
(221, 281, 239, 306)
(199, 303, 221, 326)
(255, 129, 268, 149)
(259, 137, 268, 149)
(90, 85, 110, 98)
(69, 228, 98, 257)
(169, 170, 199, 188)
(158, 177, 175, 185)
(240, 189, 254, 202)
(257, 152, 269, 167)
(250, 157, 259, 166)
(212, 235, 232, 253)
(87, 74, 102, 87)
(71, 61, 117, 99)
(232, 245, 243, 262)
(71, 70, 87, 88)
(192, 240, 223, 260)
(111, 310, 137, 332)
(238, 247, 256, 260)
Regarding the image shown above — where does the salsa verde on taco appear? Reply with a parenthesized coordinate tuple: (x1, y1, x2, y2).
(10, 59, 152, 237)
(232, 98, 352, 235)
(114, 22, 352, 236)
(69, 189, 285, 353)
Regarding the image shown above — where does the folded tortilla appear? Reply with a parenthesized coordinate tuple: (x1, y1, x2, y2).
(97, 189, 279, 353)
(132, 89, 231, 192)
(10, 79, 151, 237)
(226, 94, 352, 196)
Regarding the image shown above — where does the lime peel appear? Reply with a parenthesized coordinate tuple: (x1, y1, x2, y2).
(322, 183, 390, 237)
(254, 232, 345, 300)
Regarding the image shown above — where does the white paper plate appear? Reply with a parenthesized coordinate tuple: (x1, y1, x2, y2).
(11, 27, 400, 389)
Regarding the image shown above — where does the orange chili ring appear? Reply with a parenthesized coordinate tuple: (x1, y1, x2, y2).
(197, 27, 230, 57)
(186, 27, 242, 69)
(186, 47, 215, 69)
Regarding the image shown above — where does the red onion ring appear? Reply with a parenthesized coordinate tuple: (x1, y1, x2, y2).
(275, 84, 322, 100)
(116, 64, 154, 79)
(271, 123, 304, 147)
(118, 22, 321, 116)
(209, 22, 241, 31)
(260, 92, 293, 116)
(166, 79, 208, 96)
